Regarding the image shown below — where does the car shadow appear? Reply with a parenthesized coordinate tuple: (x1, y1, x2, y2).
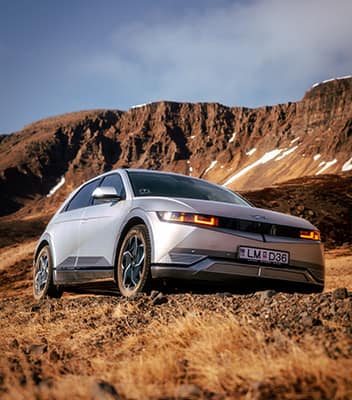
(64, 278, 322, 298)
(65, 281, 120, 297)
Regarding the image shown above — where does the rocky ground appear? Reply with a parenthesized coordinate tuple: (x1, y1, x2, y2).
(0, 249, 352, 399)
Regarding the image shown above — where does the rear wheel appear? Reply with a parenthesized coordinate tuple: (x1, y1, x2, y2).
(33, 245, 63, 301)
(117, 225, 151, 297)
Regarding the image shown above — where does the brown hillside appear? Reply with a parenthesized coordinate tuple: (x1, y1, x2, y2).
(243, 174, 352, 248)
(0, 77, 351, 216)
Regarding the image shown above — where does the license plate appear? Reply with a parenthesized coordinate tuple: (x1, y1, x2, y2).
(238, 246, 289, 265)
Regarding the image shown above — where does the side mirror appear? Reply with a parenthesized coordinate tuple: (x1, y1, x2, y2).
(92, 186, 121, 201)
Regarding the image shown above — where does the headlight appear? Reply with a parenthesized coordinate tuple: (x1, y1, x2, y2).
(299, 230, 321, 241)
(157, 211, 219, 227)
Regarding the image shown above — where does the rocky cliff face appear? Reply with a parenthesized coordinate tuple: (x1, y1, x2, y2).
(0, 77, 351, 216)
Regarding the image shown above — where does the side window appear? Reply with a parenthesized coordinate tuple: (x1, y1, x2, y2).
(100, 173, 126, 198)
(65, 179, 100, 211)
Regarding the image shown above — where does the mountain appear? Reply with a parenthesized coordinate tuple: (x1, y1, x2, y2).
(0, 77, 351, 216)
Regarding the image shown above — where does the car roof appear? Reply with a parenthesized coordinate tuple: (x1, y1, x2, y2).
(103, 168, 206, 182)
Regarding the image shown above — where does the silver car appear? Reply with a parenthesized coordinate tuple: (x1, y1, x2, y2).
(33, 169, 324, 299)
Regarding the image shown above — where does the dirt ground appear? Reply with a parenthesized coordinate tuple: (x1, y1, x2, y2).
(0, 239, 351, 399)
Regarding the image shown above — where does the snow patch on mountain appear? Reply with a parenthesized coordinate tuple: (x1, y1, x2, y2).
(204, 160, 218, 175)
(312, 75, 352, 88)
(131, 103, 147, 109)
(223, 149, 282, 186)
(246, 148, 256, 156)
(316, 159, 337, 175)
(275, 145, 299, 161)
(314, 154, 321, 161)
(342, 157, 352, 172)
(47, 176, 65, 197)
(229, 132, 236, 143)
(290, 137, 300, 144)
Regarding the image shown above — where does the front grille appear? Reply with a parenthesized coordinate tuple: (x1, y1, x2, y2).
(218, 217, 301, 239)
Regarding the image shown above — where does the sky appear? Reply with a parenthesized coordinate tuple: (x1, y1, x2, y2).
(1, 0, 351, 134)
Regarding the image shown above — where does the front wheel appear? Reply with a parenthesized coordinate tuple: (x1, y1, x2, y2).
(117, 225, 151, 297)
(33, 245, 63, 301)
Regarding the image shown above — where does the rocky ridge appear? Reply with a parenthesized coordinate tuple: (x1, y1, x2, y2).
(0, 77, 351, 216)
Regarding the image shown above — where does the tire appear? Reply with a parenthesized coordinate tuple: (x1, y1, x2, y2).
(33, 245, 63, 301)
(117, 224, 152, 297)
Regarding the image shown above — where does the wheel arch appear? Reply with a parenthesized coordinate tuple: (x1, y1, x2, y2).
(34, 233, 56, 269)
(113, 216, 152, 282)
(34, 240, 50, 263)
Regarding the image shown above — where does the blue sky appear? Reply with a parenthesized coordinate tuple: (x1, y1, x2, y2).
(1, 0, 351, 133)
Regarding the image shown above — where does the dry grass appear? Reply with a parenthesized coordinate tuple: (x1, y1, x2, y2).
(325, 246, 352, 291)
(0, 240, 36, 271)
(1, 245, 352, 399)
(1, 305, 351, 399)
(107, 311, 352, 399)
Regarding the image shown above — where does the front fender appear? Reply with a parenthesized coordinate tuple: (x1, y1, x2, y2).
(113, 207, 156, 265)
(34, 232, 55, 265)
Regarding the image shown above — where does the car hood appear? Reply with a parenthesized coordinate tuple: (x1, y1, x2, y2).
(133, 197, 316, 230)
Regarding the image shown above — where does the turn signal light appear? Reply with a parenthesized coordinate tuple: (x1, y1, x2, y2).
(158, 212, 219, 227)
(300, 230, 321, 241)
(194, 214, 218, 226)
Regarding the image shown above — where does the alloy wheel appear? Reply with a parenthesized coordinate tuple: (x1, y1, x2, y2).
(34, 252, 49, 296)
(121, 234, 145, 290)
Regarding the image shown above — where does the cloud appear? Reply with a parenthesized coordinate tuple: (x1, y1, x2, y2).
(78, 0, 352, 108)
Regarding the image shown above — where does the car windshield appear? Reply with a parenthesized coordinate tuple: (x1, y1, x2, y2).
(127, 171, 250, 206)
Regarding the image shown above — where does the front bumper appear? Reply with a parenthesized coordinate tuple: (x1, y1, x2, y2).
(149, 214, 325, 289)
(151, 256, 324, 288)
